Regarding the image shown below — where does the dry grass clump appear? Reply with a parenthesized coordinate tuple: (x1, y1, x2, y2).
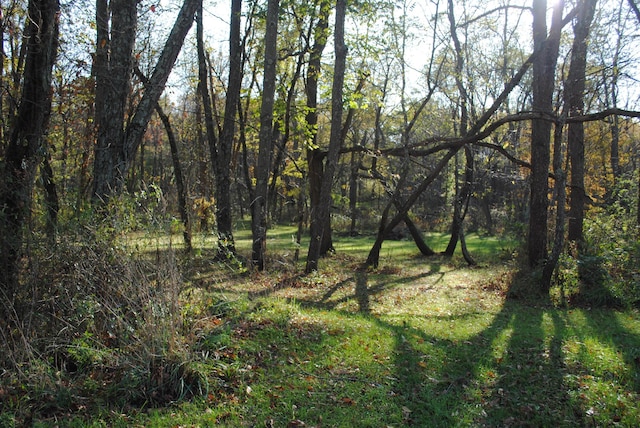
(0, 231, 206, 422)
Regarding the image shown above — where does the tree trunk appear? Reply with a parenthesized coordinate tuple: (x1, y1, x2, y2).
(93, 0, 199, 203)
(443, 0, 472, 259)
(541, 121, 567, 290)
(528, 0, 563, 268)
(196, 1, 223, 241)
(307, 149, 333, 254)
(403, 214, 435, 256)
(0, 0, 59, 293)
(366, 150, 457, 268)
(130, 67, 191, 251)
(305, 0, 332, 262)
(444, 146, 474, 258)
(252, 0, 279, 270)
(150, 97, 192, 251)
(364, 20, 547, 268)
(92, 0, 136, 202)
(349, 150, 359, 235)
(41, 154, 59, 243)
(268, 50, 304, 221)
(214, 0, 243, 257)
(306, 0, 347, 273)
(567, 0, 597, 247)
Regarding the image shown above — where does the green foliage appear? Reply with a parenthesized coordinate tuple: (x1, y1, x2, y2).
(581, 191, 640, 307)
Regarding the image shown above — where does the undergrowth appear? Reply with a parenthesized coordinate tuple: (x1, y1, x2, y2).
(1, 206, 639, 426)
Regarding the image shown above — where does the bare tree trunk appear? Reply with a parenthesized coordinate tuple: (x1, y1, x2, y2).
(364, 15, 548, 268)
(366, 150, 457, 268)
(214, 0, 243, 257)
(131, 66, 191, 251)
(404, 214, 435, 256)
(541, 121, 566, 290)
(349, 150, 359, 235)
(41, 154, 59, 243)
(92, 0, 136, 202)
(306, 0, 347, 273)
(196, 1, 223, 240)
(567, 0, 597, 247)
(160, 108, 192, 252)
(444, 146, 474, 260)
(528, 0, 563, 268)
(0, 0, 59, 293)
(305, 0, 332, 261)
(252, 0, 279, 270)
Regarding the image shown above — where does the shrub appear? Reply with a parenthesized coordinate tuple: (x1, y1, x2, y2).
(582, 204, 639, 307)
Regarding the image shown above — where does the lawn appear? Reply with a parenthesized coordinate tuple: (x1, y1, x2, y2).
(2, 225, 639, 427)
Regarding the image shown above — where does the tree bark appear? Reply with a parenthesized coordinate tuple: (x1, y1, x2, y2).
(41, 154, 59, 243)
(306, 0, 347, 273)
(0, 0, 59, 293)
(214, 0, 243, 257)
(528, 0, 563, 268)
(252, 0, 279, 270)
(541, 121, 566, 290)
(305, 0, 332, 262)
(567, 0, 597, 246)
(366, 150, 457, 267)
(159, 107, 192, 252)
(362, 11, 554, 269)
(446, 147, 476, 265)
(92, 0, 136, 202)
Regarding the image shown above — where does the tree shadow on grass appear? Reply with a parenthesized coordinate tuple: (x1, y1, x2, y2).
(582, 310, 640, 391)
(331, 269, 640, 426)
(176, 253, 640, 426)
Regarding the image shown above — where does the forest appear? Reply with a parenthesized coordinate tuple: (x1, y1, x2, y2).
(1, 0, 640, 426)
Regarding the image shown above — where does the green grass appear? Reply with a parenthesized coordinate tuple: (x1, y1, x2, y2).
(2, 225, 639, 427)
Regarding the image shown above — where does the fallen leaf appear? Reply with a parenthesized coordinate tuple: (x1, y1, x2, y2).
(341, 396, 356, 405)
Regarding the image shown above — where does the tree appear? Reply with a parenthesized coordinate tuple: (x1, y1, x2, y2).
(213, 0, 243, 257)
(92, 0, 199, 203)
(567, 0, 598, 246)
(443, 0, 475, 264)
(305, 0, 332, 260)
(252, 0, 280, 270)
(527, 0, 564, 269)
(92, 0, 136, 202)
(306, 0, 347, 273)
(0, 0, 60, 292)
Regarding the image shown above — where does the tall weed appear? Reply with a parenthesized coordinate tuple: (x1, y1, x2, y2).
(0, 193, 206, 423)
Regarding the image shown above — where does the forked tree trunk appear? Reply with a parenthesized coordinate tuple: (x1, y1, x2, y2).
(92, 0, 199, 203)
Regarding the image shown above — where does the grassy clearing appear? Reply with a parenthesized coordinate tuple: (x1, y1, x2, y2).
(2, 225, 639, 427)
